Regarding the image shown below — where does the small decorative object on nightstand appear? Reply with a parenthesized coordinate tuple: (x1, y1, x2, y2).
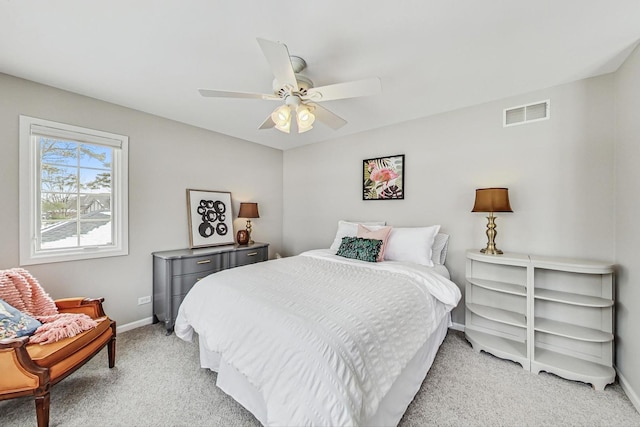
(236, 229, 249, 245)
(471, 187, 513, 255)
(238, 202, 259, 244)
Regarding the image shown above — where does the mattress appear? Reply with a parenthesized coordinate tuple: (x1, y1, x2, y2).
(176, 249, 460, 426)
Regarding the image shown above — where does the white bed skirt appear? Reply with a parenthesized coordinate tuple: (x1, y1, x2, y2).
(198, 312, 452, 426)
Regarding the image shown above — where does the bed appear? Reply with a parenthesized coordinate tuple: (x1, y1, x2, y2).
(175, 225, 461, 426)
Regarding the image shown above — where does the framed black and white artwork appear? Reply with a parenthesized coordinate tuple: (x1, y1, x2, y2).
(186, 189, 234, 248)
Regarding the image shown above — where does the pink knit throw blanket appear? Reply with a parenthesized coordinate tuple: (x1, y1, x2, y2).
(0, 268, 97, 344)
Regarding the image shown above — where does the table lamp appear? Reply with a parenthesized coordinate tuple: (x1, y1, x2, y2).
(472, 188, 513, 255)
(238, 202, 260, 245)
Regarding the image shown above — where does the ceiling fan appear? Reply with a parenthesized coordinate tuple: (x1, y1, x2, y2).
(198, 38, 382, 134)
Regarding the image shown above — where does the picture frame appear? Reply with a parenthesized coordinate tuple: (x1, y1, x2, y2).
(186, 189, 234, 248)
(363, 154, 405, 200)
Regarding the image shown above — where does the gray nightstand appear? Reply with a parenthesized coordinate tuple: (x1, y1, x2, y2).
(152, 242, 269, 334)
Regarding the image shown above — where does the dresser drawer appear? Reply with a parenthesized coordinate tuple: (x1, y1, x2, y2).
(171, 270, 217, 296)
(171, 252, 227, 276)
(230, 246, 268, 267)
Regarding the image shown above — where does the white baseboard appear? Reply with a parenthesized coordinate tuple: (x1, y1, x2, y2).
(617, 369, 640, 414)
(449, 322, 465, 332)
(116, 316, 154, 334)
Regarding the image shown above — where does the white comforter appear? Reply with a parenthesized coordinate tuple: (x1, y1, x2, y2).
(175, 249, 461, 426)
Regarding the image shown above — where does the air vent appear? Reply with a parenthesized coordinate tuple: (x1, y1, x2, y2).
(504, 100, 550, 127)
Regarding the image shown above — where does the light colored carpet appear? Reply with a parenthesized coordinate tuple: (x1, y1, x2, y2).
(1, 325, 638, 426)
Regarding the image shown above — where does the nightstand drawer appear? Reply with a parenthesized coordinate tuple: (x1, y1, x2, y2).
(171, 270, 216, 296)
(172, 252, 227, 276)
(231, 246, 268, 267)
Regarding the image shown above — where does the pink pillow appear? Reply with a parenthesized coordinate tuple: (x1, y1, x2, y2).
(357, 224, 392, 262)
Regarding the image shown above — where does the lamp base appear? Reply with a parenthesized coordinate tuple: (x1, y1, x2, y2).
(481, 213, 504, 255)
(480, 247, 504, 255)
(246, 219, 254, 245)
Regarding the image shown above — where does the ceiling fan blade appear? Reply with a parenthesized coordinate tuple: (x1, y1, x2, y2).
(258, 114, 276, 130)
(308, 102, 347, 130)
(257, 38, 298, 90)
(304, 77, 381, 102)
(199, 89, 280, 100)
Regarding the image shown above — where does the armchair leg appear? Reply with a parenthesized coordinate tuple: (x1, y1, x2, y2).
(35, 389, 50, 427)
(108, 320, 117, 368)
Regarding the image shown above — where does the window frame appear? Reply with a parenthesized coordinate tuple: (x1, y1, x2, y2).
(19, 115, 129, 265)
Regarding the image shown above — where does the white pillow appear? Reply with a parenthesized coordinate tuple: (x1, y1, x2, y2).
(329, 220, 386, 251)
(384, 225, 441, 267)
(431, 233, 450, 265)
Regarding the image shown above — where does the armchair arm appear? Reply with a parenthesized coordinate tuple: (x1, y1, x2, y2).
(55, 297, 107, 319)
(0, 335, 30, 349)
(0, 337, 49, 397)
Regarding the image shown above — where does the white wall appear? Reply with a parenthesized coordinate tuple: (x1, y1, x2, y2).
(283, 75, 616, 325)
(0, 73, 283, 326)
(614, 43, 640, 409)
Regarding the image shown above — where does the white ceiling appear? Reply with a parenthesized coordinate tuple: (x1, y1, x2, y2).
(2, 1, 639, 151)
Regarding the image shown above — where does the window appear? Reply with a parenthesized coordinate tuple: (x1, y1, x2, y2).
(19, 116, 128, 265)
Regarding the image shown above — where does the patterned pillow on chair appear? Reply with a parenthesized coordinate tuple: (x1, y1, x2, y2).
(0, 298, 42, 340)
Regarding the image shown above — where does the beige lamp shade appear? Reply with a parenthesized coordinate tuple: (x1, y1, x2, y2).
(472, 188, 513, 213)
(238, 202, 260, 218)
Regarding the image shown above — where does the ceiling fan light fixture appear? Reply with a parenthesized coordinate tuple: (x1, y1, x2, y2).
(275, 122, 291, 133)
(296, 105, 315, 132)
(272, 105, 291, 123)
(271, 105, 292, 133)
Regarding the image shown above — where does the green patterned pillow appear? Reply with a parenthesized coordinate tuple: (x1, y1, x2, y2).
(336, 237, 383, 263)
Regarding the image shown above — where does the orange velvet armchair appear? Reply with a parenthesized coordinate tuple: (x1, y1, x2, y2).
(0, 297, 116, 427)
